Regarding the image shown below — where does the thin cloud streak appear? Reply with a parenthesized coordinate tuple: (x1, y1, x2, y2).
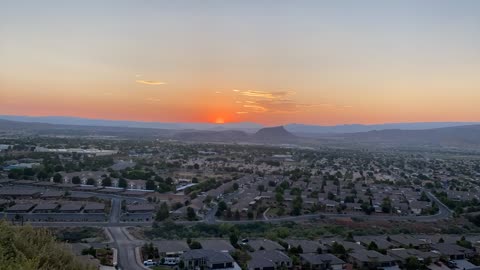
(237, 90, 295, 99)
(136, 80, 166, 85)
(232, 88, 350, 114)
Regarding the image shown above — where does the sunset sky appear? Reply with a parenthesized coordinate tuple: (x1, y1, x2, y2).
(1, 1, 480, 125)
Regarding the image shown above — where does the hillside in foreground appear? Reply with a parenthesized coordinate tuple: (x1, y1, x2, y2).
(0, 221, 96, 270)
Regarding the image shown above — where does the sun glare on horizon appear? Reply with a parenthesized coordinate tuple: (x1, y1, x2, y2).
(215, 117, 225, 124)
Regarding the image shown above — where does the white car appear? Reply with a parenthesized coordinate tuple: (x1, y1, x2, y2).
(144, 259, 157, 266)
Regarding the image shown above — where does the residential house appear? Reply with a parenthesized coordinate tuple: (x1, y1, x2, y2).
(154, 240, 190, 265)
(180, 249, 237, 270)
(349, 250, 399, 270)
(247, 239, 285, 252)
(199, 239, 236, 253)
(389, 235, 430, 250)
(432, 243, 475, 260)
(284, 239, 323, 254)
(126, 204, 155, 213)
(299, 253, 346, 270)
(409, 200, 431, 215)
(387, 248, 440, 266)
(6, 203, 36, 213)
(83, 203, 105, 213)
(248, 250, 292, 270)
(33, 203, 60, 213)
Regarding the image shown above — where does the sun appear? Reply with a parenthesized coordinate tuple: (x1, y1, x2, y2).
(215, 117, 225, 124)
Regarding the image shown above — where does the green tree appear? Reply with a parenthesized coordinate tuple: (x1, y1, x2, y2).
(292, 195, 303, 216)
(53, 173, 63, 183)
(36, 170, 49, 181)
(86, 178, 96, 186)
(457, 236, 473, 249)
(118, 178, 127, 188)
(155, 202, 170, 221)
(331, 242, 347, 257)
(367, 241, 378, 251)
(186, 207, 196, 221)
(101, 177, 112, 187)
(381, 197, 392, 213)
(216, 201, 228, 217)
(72, 176, 81, 184)
(233, 182, 239, 191)
(189, 241, 202, 249)
(405, 257, 421, 270)
(0, 221, 97, 270)
(275, 193, 284, 204)
(229, 232, 239, 248)
(146, 180, 156, 190)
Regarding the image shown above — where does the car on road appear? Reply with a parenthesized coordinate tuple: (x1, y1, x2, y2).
(144, 259, 157, 266)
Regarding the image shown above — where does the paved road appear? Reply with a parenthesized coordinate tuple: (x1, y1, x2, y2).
(107, 227, 145, 270)
(110, 198, 121, 223)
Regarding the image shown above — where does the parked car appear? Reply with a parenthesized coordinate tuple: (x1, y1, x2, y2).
(144, 259, 157, 266)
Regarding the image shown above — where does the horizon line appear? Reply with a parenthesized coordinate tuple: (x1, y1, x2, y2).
(0, 113, 479, 127)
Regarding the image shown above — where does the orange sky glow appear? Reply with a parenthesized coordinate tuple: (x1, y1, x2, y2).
(1, 1, 480, 125)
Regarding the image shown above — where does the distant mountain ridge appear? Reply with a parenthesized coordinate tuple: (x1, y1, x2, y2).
(0, 115, 263, 132)
(0, 115, 478, 134)
(252, 126, 297, 143)
(340, 124, 480, 148)
(1, 118, 480, 148)
(285, 122, 480, 134)
(173, 126, 297, 144)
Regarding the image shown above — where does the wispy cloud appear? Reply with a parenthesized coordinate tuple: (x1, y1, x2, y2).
(243, 104, 268, 113)
(237, 90, 295, 99)
(232, 88, 347, 114)
(236, 111, 249, 114)
(136, 80, 166, 85)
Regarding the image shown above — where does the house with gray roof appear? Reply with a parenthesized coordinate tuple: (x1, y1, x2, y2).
(59, 203, 83, 213)
(387, 248, 440, 266)
(180, 249, 237, 270)
(348, 250, 399, 270)
(354, 236, 398, 250)
(153, 240, 190, 265)
(33, 203, 60, 213)
(0, 189, 40, 199)
(40, 190, 64, 199)
(155, 240, 190, 256)
(389, 235, 430, 250)
(126, 204, 154, 213)
(248, 250, 292, 270)
(284, 239, 323, 254)
(83, 203, 105, 213)
(432, 243, 475, 260)
(199, 239, 235, 253)
(6, 203, 36, 213)
(299, 253, 345, 270)
(247, 239, 285, 252)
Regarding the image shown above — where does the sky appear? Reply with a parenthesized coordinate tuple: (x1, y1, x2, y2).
(1, 0, 480, 125)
